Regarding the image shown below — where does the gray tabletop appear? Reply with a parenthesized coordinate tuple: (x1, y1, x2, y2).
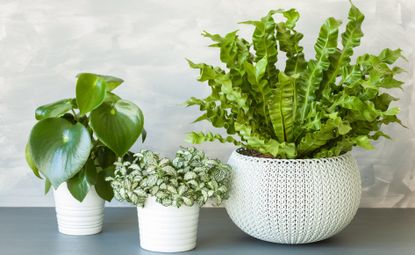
(1, 208, 414, 255)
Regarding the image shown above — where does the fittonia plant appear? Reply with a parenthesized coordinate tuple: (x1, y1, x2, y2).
(108, 147, 232, 207)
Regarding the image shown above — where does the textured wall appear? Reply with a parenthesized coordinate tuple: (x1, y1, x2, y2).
(0, 0, 414, 207)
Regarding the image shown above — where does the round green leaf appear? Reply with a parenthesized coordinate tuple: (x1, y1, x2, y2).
(29, 118, 92, 188)
(25, 143, 42, 179)
(95, 166, 115, 201)
(35, 98, 74, 120)
(90, 99, 144, 156)
(84, 159, 98, 185)
(67, 168, 90, 202)
(76, 73, 107, 115)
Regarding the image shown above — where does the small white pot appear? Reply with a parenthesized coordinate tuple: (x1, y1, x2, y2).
(137, 197, 200, 253)
(53, 184, 105, 236)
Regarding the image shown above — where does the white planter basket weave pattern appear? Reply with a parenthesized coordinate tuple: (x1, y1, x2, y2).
(225, 150, 361, 244)
(53, 185, 105, 236)
(137, 197, 200, 253)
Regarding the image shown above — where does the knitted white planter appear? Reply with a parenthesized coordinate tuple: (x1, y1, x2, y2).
(137, 197, 200, 253)
(225, 149, 361, 244)
(53, 184, 104, 235)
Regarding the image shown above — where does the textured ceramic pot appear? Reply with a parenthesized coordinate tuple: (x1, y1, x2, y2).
(225, 149, 361, 244)
(137, 197, 200, 253)
(53, 184, 104, 235)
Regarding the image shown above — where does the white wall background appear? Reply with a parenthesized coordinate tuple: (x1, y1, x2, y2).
(0, 0, 414, 207)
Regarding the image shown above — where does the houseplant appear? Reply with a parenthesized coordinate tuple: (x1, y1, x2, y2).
(186, 3, 404, 243)
(26, 73, 145, 235)
(108, 147, 231, 252)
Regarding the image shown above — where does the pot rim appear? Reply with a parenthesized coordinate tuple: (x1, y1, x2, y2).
(233, 148, 352, 163)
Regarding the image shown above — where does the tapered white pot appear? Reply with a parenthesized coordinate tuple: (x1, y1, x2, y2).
(225, 149, 361, 244)
(137, 197, 200, 253)
(53, 184, 104, 235)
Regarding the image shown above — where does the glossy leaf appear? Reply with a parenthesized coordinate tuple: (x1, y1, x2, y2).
(35, 99, 74, 120)
(28, 118, 92, 188)
(84, 159, 98, 185)
(95, 166, 115, 202)
(90, 99, 144, 156)
(67, 168, 89, 202)
(77, 73, 124, 91)
(76, 73, 107, 115)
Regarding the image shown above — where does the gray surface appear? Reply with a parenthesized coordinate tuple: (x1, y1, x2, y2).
(1, 208, 415, 255)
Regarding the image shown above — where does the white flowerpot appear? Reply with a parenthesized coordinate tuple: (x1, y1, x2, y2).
(53, 184, 105, 235)
(225, 149, 361, 244)
(137, 197, 200, 253)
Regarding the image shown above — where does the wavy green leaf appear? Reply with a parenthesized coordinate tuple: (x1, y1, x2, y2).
(269, 72, 296, 142)
(298, 17, 341, 125)
(320, 4, 364, 98)
(297, 116, 351, 157)
(186, 131, 241, 146)
(241, 10, 278, 83)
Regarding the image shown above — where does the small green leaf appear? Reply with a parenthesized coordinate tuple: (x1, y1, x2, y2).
(84, 159, 98, 185)
(184, 171, 197, 180)
(167, 185, 177, 194)
(95, 166, 115, 201)
(35, 99, 74, 120)
(383, 107, 400, 116)
(67, 168, 90, 202)
(182, 197, 193, 206)
(76, 73, 107, 115)
(356, 136, 374, 150)
(255, 57, 267, 81)
(77, 73, 124, 91)
(90, 99, 144, 156)
(29, 118, 92, 188)
(45, 179, 52, 194)
(141, 128, 147, 143)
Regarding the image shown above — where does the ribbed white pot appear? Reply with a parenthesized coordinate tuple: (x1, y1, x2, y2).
(137, 197, 200, 253)
(53, 184, 104, 236)
(225, 149, 361, 244)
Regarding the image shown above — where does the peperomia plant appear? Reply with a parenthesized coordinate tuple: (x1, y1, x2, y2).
(26, 73, 145, 202)
(186, 3, 404, 159)
(108, 147, 231, 207)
